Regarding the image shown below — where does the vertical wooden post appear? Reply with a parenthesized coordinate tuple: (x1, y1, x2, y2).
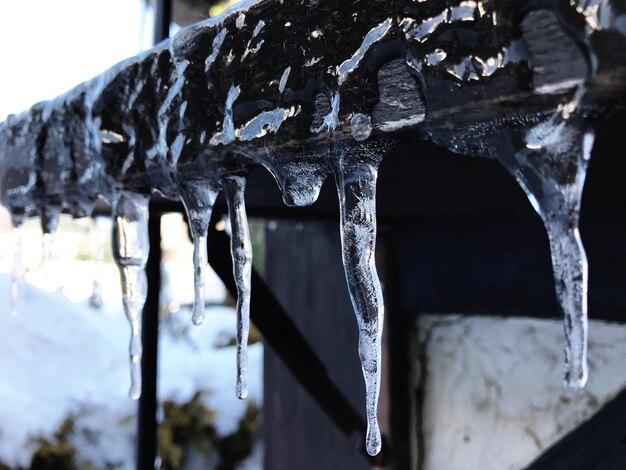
(153, 0, 172, 45)
(136, 3, 171, 467)
(137, 204, 162, 469)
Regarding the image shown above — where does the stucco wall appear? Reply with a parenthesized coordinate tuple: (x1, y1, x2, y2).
(412, 315, 626, 469)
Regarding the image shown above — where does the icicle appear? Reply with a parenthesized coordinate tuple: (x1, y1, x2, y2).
(223, 176, 252, 400)
(178, 180, 219, 326)
(40, 205, 60, 275)
(112, 192, 150, 400)
(276, 161, 328, 207)
(335, 150, 384, 456)
(547, 215, 588, 389)
(501, 121, 593, 389)
(90, 216, 108, 308)
(254, 151, 330, 208)
(10, 217, 22, 317)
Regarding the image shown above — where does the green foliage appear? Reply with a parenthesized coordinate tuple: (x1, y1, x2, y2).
(29, 416, 79, 470)
(25, 412, 112, 470)
(158, 393, 261, 470)
(2, 394, 259, 470)
(215, 403, 260, 470)
(159, 392, 219, 469)
(29, 441, 77, 470)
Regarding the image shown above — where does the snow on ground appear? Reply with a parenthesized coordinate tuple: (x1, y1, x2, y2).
(0, 271, 135, 466)
(0, 225, 262, 467)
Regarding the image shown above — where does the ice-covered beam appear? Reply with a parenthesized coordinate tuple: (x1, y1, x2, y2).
(1, 0, 626, 456)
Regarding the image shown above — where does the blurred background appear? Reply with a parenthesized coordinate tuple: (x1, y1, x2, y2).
(0, 1, 264, 468)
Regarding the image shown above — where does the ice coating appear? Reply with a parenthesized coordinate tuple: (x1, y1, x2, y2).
(311, 92, 340, 134)
(350, 113, 373, 142)
(224, 175, 252, 399)
(156, 58, 189, 167)
(178, 180, 219, 326)
(425, 48, 447, 65)
(571, 0, 626, 34)
(278, 66, 291, 93)
(338, 18, 393, 85)
(205, 29, 227, 72)
(210, 85, 241, 146)
(236, 106, 298, 141)
(112, 192, 150, 399)
(335, 149, 384, 456)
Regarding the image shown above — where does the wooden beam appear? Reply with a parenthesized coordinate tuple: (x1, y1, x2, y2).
(1, 0, 625, 214)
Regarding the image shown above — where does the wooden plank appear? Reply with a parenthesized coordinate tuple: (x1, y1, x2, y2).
(262, 220, 372, 469)
(2, 0, 626, 214)
(258, 220, 409, 469)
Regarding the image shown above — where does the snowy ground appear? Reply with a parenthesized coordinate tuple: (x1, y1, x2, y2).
(0, 213, 263, 468)
(0, 0, 264, 463)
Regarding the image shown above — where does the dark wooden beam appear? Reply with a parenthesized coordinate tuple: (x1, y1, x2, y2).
(136, 203, 161, 470)
(1, 0, 625, 214)
(137, 3, 171, 468)
(526, 387, 626, 469)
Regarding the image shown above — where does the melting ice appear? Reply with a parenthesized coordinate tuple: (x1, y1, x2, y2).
(179, 180, 219, 326)
(112, 192, 150, 399)
(224, 175, 252, 400)
(335, 149, 385, 456)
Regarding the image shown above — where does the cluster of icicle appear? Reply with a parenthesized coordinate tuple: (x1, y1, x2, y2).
(0, 0, 607, 457)
(0, 57, 385, 462)
(0, 134, 386, 455)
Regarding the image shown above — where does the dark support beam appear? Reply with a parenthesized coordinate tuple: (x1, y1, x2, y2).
(379, 226, 412, 470)
(153, 0, 172, 45)
(206, 223, 387, 466)
(137, 2, 171, 468)
(137, 204, 162, 469)
(525, 388, 626, 469)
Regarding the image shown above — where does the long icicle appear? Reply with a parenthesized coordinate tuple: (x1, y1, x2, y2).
(10, 216, 23, 317)
(178, 180, 219, 326)
(223, 175, 252, 400)
(112, 192, 150, 400)
(547, 217, 588, 389)
(542, 132, 592, 389)
(503, 123, 593, 389)
(335, 150, 384, 456)
(90, 217, 108, 308)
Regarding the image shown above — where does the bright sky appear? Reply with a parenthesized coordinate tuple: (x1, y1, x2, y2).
(0, 0, 154, 120)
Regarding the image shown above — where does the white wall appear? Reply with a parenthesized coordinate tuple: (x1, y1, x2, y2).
(412, 315, 626, 469)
